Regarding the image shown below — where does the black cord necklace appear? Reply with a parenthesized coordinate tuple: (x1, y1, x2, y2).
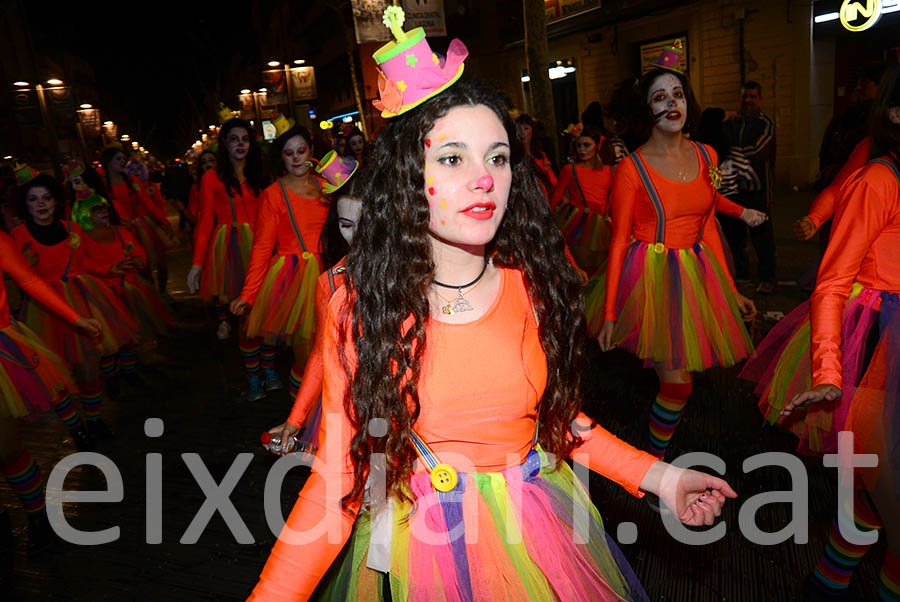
(432, 260, 489, 315)
(432, 259, 488, 289)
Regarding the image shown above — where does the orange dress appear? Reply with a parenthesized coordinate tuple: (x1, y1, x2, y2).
(585, 142, 752, 370)
(249, 267, 658, 601)
(551, 163, 613, 256)
(108, 175, 171, 269)
(11, 221, 137, 364)
(0, 231, 79, 419)
(191, 169, 261, 302)
(240, 179, 328, 345)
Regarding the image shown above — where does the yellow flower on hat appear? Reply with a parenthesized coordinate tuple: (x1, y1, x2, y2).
(397, 81, 408, 92)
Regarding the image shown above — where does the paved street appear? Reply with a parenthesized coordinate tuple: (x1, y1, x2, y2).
(4, 191, 886, 601)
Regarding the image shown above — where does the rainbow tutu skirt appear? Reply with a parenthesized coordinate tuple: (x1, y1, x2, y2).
(741, 285, 900, 479)
(586, 240, 752, 372)
(319, 448, 649, 602)
(113, 274, 173, 339)
(19, 274, 138, 365)
(245, 252, 320, 346)
(0, 319, 75, 420)
(555, 204, 611, 252)
(199, 223, 253, 303)
(131, 215, 172, 269)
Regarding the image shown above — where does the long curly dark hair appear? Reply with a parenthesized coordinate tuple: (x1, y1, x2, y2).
(216, 118, 267, 198)
(319, 164, 367, 271)
(339, 78, 587, 507)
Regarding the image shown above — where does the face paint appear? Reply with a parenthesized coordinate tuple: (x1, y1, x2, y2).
(226, 127, 250, 161)
(25, 186, 56, 225)
(648, 73, 687, 134)
(281, 135, 311, 177)
(476, 174, 494, 191)
(575, 136, 597, 162)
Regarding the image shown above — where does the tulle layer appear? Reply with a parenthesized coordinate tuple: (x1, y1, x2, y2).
(0, 319, 75, 420)
(320, 449, 648, 602)
(245, 253, 320, 346)
(555, 204, 611, 252)
(131, 215, 172, 269)
(199, 223, 253, 302)
(114, 275, 173, 339)
(741, 286, 898, 463)
(294, 396, 322, 455)
(587, 241, 752, 371)
(19, 274, 138, 364)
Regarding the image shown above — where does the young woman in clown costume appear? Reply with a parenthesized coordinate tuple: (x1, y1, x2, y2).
(230, 118, 341, 401)
(11, 166, 138, 441)
(591, 49, 765, 467)
(248, 9, 737, 601)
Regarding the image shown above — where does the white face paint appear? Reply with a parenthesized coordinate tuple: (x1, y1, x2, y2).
(336, 196, 362, 244)
(647, 73, 687, 134)
(889, 107, 900, 126)
(281, 135, 312, 177)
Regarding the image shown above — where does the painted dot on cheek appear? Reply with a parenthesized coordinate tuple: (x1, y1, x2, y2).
(425, 139, 431, 148)
(428, 187, 436, 196)
(438, 133, 447, 142)
(431, 221, 436, 228)
(427, 176, 434, 185)
(440, 219, 446, 226)
(440, 200, 447, 209)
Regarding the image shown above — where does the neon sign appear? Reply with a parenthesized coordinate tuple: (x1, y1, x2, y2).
(839, 0, 883, 31)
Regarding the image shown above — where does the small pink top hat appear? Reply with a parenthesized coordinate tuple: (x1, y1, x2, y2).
(372, 6, 468, 118)
(315, 150, 359, 194)
(648, 40, 685, 74)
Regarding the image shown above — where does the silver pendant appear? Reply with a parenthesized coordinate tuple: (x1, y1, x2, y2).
(451, 291, 474, 314)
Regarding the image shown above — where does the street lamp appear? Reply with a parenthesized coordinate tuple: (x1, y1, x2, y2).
(240, 89, 251, 94)
(79, 103, 92, 109)
(293, 59, 305, 65)
(267, 61, 281, 67)
(13, 81, 29, 87)
(46, 78, 63, 86)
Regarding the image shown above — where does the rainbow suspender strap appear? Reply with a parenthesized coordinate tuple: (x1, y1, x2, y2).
(569, 161, 589, 210)
(869, 158, 900, 185)
(277, 179, 310, 256)
(629, 152, 666, 252)
(226, 191, 238, 226)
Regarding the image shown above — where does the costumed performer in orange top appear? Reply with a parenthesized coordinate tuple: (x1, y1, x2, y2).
(516, 113, 557, 194)
(770, 63, 900, 600)
(11, 165, 138, 443)
(187, 115, 273, 400)
(261, 155, 364, 457)
(186, 150, 217, 228)
(248, 9, 736, 600)
(592, 47, 764, 470)
(0, 229, 102, 555)
(74, 185, 173, 397)
(551, 123, 616, 272)
(230, 117, 337, 400)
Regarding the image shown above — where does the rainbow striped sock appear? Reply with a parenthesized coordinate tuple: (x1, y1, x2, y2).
(261, 345, 276, 371)
(288, 363, 303, 399)
(811, 493, 882, 593)
(879, 548, 900, 601)
(99, 354, 118, 379)
(79, 378, 104, 423)
(239, 336, 260, 376)
(0, 450, 45, 514)
(118, 348, 138, 375)
(52, 393, 84, 431)
(214, 304, 227, 323)
(648, 380, 692, 458)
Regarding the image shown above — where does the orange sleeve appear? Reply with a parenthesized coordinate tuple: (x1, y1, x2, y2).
(808, 137, 871, 229)
(133, 177, 169, 226)
(810, 168, 893, 389)
(549, 164, 572, 210)
(604, 159, 639, 321)
(191, 170, 218, 267)
(714, 191, 745, 218)
(239, 188, 280, 305)
(286, 276, 332, 428)
(0, 233, 81, 324)
(188, 186, 200, 220)
(572, 413, 658, 497)
(248, 293, 359, 601)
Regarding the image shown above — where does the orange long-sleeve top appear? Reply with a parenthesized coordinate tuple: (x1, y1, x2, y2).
(808, 137, 871, 230)
(286, 262, 346, 428)
(238, 179, 329, 305)
(11, 221, 90, 283)
(0, 231, 80, 329)
(810, 158, 900, 389)
(191, 169, 261, 268)
(548, 162, 613, 213)
(107, 175, 169, 225)
(80, 226, 149, 288)
(603, 144, 745, 321)
(249, 267, 659, 601)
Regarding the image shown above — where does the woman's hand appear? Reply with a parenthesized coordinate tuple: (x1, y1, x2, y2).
(265, 422, 300, 455)
(735, 293, 757, 322)
(21, 242, 39, 268)
(781, 384, 841, 417)
(740, 208, 767, 227)
(229, 298, 250, 316)
(643, 462, 737, 526)
(792, 216, 816, 241)
(74, 317, 102, 338)
(109, 259, 131, 275)
(187, 265, 202, 294)
(597, 320, 615, 351)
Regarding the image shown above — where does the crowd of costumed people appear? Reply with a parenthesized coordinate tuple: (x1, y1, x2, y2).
(1, 6, 898, 600)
